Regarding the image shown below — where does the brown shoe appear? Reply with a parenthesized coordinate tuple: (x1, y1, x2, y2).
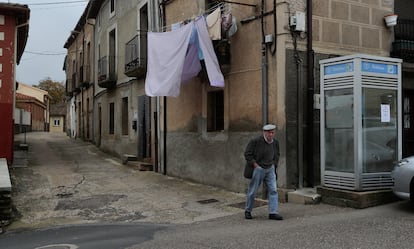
(245, 211, 252, 219)
(269, 213, 283, 220)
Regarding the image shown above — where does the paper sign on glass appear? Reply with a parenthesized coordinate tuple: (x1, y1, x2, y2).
(381, 104, 390, 122)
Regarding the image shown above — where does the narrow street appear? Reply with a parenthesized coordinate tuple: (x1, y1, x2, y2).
(2, 132, 414, 249)
(9, 132, 248, 229)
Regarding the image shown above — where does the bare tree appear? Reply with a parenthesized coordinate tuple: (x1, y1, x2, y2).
(34, 77, 65, 104)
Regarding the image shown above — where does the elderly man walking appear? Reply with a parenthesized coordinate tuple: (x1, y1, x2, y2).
(244, 124, 283, 220)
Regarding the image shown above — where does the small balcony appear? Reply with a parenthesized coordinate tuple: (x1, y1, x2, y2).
(80, 64, 91, 88)
(71, 72, 81, 94)
(124, 31, 147, 78)
(391, 18, 414, 63)
(98, 56, 116, 88)
(65, 79, 73, 97)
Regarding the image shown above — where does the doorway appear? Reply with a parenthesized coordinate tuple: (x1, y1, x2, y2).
(137, 95, 151, 160)
(403, 90, 414, 157)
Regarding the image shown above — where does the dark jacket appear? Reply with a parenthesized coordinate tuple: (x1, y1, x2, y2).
(244, 135, 280, 169)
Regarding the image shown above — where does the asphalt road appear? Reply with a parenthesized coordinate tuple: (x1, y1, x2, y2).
(1, 201, 414, 249)
(0, 223, 166, 249)
(2, 132, 414, 249)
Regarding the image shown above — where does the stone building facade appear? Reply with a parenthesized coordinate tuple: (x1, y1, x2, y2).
(64, 2, 95, 141)
(160, 0, 397, 194)
(64, 0, 414, 197)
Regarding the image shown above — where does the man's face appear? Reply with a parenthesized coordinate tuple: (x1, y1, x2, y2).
(264, 130, 275, 141)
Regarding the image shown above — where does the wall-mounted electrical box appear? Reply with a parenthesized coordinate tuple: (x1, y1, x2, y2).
(265, 34, 273, 44)
(290, 11, 306, 32)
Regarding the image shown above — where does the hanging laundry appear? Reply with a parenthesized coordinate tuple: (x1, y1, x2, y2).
(145, 17, 224, 97)
(195, 17, 224, 87)
(182, 26, 202, 83)
(145, 22, 194, 97)
(171, 22, 181, 30)
(222, 13, 232, 32)
(227, 16, 238, 37)
(206, 7, 221, 40)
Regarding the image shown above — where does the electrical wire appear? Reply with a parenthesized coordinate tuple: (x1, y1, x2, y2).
(25, 51, 66, 56)
(21, 0, 88, 5)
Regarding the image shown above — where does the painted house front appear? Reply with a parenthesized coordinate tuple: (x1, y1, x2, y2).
(49, 102, 66, 133)
(0, 3, 29, 165)
(64, 0, 96, 141)
(16, 82, 50, 131)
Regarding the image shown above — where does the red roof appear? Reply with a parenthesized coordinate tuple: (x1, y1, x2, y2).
(16, 92, 36, 101)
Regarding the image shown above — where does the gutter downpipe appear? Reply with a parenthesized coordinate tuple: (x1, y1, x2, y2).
(260, 0, 268, 199)
(14, 21, 29, 120)
(14, 21, 29, 164)
(151, 0, 160, 173)
(162, 1, 167, 175)
(85, 7, 96, 146)
(306, 0, 314, 187)
(261, 0, 268, 125)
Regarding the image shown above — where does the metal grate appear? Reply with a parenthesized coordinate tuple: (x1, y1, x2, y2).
(324, 75, 354, 89)
(324, 174, 356, 190)
(197, 198, 219, 204)
(227, 200, 267, 209)
(361, 174, 394, 190)
(362, 75, 398, 88)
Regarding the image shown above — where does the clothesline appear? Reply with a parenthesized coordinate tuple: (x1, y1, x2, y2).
(157, 2, 228, 32)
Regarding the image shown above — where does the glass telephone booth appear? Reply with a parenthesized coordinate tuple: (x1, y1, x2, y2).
(320, 54, 402, 191)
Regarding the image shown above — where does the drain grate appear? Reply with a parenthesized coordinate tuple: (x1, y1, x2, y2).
(197, 198, 219, 204)
(228, 200, 268, 209)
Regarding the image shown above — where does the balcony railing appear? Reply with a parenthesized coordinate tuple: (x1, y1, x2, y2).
(71, 72, 81, 93)
(98, 56, 116, 88)
(80, 64, 91, 88)
(65, 79, 73, 97)
(395, 18, 414, 41)
(125, 31, 147, 78)
(391, 18, 414, 63)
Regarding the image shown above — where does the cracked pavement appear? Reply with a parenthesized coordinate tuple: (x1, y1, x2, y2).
(9, 132, 247, 230)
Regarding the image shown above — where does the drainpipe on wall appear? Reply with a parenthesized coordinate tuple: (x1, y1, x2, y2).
(161, 1, 167, 175)
(291, 24, 303, 188)
(13, 21, 29, 119)
(150, 0, 160, 173)
(261, 0, 268, 125)
(85, 14, 96, 145)
(14, 21, 29, 164)
(306, 0, 314, 187)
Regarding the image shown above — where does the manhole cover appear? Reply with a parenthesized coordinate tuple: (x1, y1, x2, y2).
(197, 198, 219, 204)
(228, 200, 267, 209)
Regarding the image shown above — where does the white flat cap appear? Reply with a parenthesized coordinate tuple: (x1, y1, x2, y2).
(263, 124, 276, 131)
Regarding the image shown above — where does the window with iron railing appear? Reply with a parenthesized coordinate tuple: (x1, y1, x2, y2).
(83, 64, 90, 83)
(79, 65, 84, 83)
(98, 56, 116, 82)
(391, 18, 414, 63)
(125, 31, 147, 77)
(72, 72, 76, 91)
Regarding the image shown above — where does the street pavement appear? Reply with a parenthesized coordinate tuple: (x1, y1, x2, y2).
(4, 132, 414, 249)
(10, 132, 247, 229)
(8, 132, 352, 231)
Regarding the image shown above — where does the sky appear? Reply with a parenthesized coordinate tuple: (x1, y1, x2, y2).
(11, 0, 88, 86)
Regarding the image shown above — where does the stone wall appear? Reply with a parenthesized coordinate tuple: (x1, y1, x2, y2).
(312, 0, 394, 55)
